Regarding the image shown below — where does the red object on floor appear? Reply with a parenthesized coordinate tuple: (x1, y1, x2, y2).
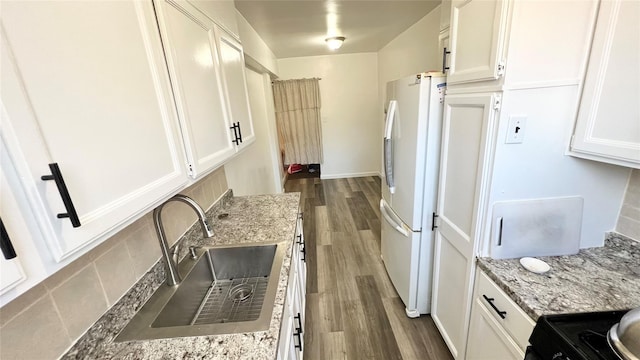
(287, 164, 302, 174)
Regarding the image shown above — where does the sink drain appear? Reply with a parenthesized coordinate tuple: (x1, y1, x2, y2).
(229, 283, 254, 302)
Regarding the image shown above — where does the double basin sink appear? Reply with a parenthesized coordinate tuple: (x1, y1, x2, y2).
(116, 241, 286, 341)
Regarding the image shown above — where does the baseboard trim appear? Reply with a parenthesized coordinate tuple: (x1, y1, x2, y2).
(320, 171, 380, 180)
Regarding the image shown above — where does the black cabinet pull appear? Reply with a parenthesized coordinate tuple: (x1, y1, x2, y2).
(230, 123, 240, 145)
(293, 329, 303, 351)
(294, 313, 303, 333)
(296, 234, 302, 244)
(41, 163, 81, 227)
(442, 47, 451, 73)
(0, 217, 17, 260)
(483, 294, 507, 319)
(236, 122, 243, 143)
(301, 242, 306, 262)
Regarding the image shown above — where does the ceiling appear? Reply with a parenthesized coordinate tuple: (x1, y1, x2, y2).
(234, 1, 441, 59)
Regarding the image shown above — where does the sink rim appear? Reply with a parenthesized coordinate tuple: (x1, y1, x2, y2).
(114, 240, 286, 342)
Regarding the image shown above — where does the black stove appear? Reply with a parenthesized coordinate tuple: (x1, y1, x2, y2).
(526, 310, 630, 360)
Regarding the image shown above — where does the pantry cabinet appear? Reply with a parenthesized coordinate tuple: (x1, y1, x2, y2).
(431, 93, 500, 360)
(570, 0, 640, 169)
(446, 0, 510, 85)
(0, 1, 187, 262)
(153, 0, 236, 178)
(466, 270, 535, 359)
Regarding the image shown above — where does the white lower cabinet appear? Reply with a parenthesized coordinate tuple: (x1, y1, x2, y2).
(465, 269, 535, 360)
(278, 213, 306, 360)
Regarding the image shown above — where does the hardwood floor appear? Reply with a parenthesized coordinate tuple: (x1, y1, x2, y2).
(284, 177, 453, 360)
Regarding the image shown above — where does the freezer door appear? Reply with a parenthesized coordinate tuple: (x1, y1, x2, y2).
(380, 199, 420, 314)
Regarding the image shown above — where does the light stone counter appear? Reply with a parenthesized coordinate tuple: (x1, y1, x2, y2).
(62, 190, 301, 360)
(477, 233, 640, 321)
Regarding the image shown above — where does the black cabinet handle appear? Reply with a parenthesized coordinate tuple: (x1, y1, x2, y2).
(293, 329, 303, 351)
(236, 122, 242, 143)
(0, 217, 17, 260)
(483, 294, 507, 319)
(230, 123, 239, 145)
(301, 242, 306, 262)
(41, 163, 81, 227)
(442, 47, 451, 73)
(294, 313, 303, 333)
(296, 234, 302, 244)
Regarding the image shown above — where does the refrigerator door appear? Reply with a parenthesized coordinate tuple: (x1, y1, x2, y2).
(385, 75, 431, 230)
(380, 198, 420, 316)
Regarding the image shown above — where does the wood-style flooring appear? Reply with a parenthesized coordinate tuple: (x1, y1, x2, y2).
(284, 177, 453, 360)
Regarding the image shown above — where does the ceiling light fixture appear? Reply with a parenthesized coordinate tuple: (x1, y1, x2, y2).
(325, 36, 345, 50)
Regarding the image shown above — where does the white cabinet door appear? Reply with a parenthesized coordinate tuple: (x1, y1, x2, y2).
(466, 297, 522, 360)
(439, 31, 451, 75)
(154, 0, 236, 178)
(431, 93, 500, 360)
(0, 1, 186, 262)
(447, 0, 509, 85)
(214, 27, 256, 148)
(0, 217, 25, 295)
(571, 0, 640, 168)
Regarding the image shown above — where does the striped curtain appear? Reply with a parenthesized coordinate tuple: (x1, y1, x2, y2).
(272, 78, 323, 165)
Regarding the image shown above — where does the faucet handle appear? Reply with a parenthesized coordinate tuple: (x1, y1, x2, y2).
(188, 246, 201, 259)
(203, 220, 214, 238)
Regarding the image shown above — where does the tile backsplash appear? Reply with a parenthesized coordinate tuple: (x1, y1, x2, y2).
(616, 169, 640, 242)
(0, 167, 228, 359)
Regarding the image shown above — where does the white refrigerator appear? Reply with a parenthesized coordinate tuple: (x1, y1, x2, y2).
(380, 72, 445, 317)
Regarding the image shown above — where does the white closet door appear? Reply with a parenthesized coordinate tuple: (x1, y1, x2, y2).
(431, 93, 499, 360)
(154, 0, 236, 178)
(0, 1, 186, 261)
(447, 0, 509, 85)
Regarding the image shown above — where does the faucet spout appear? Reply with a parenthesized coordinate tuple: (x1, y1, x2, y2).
(153, 194, 214, 286)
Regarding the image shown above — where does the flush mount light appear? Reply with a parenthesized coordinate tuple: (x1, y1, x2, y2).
(325, 36, 345, 50)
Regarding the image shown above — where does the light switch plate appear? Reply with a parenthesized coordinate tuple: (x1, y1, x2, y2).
(506, 115, 527, 144)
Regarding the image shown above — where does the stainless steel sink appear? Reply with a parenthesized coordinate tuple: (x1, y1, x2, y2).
(115, 242, 285, 341)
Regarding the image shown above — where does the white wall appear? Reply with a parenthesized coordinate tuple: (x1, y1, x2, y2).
(225, 68, 282, 195)
(376, 6, 442, 175)
(236, 11, 279, 76)
(277, 53, 380, 179)
(483, 86, 631, 250)
(378, 5, 441, 93)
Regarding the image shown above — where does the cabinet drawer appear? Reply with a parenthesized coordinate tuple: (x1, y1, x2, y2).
(475, 271, 535, 350)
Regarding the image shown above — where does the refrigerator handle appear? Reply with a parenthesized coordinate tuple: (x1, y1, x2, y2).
(384, 100, 397, 193)
(380, 199, 408, 237)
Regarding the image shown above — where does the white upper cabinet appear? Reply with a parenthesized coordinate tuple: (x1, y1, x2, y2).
(571, 0, 640, 168)
(0, 1, 187, 262)
(440, 0, 452, 32)
(188, 0, 240, 39)
(154, 0, 236, 178)
(214, 27, 256, 149)
(447, 0, 510, 85)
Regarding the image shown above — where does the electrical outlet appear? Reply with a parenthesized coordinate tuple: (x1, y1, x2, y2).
(506, 116, 527, 144)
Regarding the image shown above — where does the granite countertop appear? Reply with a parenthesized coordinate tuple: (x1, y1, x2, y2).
(477, 233, 640, 321)
(63, 190, 301, 360)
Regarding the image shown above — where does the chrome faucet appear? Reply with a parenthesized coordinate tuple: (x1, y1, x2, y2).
(153, 194, 214, 286)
